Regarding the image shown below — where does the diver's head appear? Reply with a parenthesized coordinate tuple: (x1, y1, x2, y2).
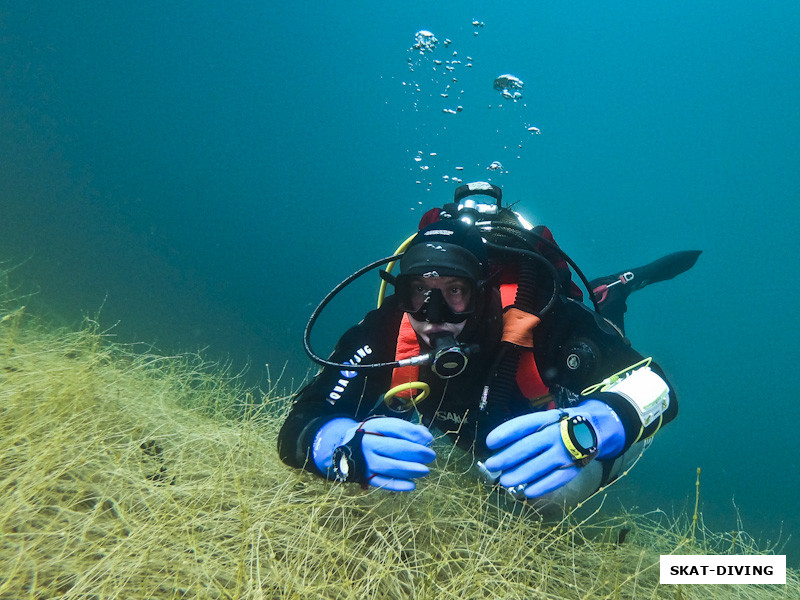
(396, 219, 489, 344)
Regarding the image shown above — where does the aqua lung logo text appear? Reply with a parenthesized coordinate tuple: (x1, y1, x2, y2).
(326, 345, 372, 404)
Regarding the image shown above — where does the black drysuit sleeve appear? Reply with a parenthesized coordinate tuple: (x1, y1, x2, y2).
(533, 296, 679, 454)
(277, 299, 404, 474)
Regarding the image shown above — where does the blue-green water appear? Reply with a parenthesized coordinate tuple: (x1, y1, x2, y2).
(2, 1, 798, 566)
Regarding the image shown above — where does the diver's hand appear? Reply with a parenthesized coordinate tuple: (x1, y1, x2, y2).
(313, 416, 435, 492)
(483, 400, 625, 498)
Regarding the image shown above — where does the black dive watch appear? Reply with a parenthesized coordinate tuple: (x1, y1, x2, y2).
(559, 414, 598, 467)
(331, 430, 367, 483)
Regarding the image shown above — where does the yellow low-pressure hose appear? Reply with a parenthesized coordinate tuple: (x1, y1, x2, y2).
(377, 232, 418, 308)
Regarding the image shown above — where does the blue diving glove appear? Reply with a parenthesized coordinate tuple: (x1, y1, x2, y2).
(313, 416, 436, 492)
(482, 399, 626, 499)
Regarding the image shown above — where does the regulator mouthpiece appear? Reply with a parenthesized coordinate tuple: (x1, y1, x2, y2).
(429, 331, 473, 378)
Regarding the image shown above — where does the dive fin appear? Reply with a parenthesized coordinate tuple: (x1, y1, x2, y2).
(626, 250, 702, 292)
(592, 250, 702, 299)
(590, 250, 702, 332)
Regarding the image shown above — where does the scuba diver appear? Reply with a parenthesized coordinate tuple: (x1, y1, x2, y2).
(278, 182, 701, 510)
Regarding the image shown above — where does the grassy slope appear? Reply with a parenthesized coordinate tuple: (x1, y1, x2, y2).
(0, 275, 796, 599)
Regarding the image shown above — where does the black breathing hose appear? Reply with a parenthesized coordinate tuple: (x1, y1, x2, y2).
(303, 254, 407, 370)
(486, 222, 600, 313)
(479, 224, 574, 418)
(483, 240, 560, 317)
(482, 256, 540, 415)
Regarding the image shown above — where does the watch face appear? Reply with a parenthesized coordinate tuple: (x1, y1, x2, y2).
(560, 415, 598, 465)
(571, 419, 596, 453)
(332, 446, 353, 482)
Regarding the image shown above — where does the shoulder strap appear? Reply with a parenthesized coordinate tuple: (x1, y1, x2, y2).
(390, 313, 422, 399)
(499, 283, 549, 400)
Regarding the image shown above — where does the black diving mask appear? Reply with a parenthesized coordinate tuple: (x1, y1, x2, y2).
(395, 277, 477, 324)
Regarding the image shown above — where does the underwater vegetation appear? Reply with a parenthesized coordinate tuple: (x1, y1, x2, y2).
(0, 266, 796, 599)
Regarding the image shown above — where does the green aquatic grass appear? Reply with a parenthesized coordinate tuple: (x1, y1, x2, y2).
(0, 271, 796, 599)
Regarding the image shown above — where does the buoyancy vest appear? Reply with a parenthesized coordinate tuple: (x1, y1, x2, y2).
(389, 313, 422, 399)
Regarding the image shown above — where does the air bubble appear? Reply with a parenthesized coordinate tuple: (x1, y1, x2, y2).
(493, 74, 524, 101)
(413, 30, 438, 53)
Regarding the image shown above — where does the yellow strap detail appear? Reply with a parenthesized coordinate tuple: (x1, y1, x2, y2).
(560, 417, 588, 460)
(630, 413, 663, 446)
(382, 381, 431, 410)
(580, 357, 653, 396)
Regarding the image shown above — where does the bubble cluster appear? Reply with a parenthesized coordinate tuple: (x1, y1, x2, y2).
(402, 21, 542, 198)
(412, 30, 438, 53)
(442, 174, 464, 184)
(405, 28, 474, 120)
(493, 74, 524, 101)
